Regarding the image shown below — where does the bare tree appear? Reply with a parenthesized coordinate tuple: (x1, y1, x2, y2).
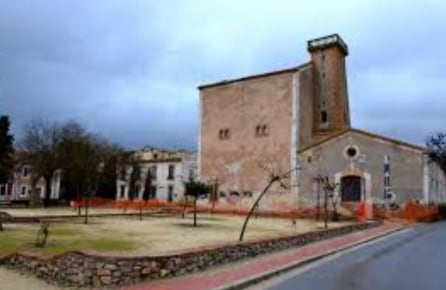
(21, 119, 117, 210)
(239, 164, 297, 242)
(21, 119, 62, 207)
(316, 175, 339, 228)
(58, 122, 108, 217)
(96, 144, 124, 199)
(28, 168, 42, 207)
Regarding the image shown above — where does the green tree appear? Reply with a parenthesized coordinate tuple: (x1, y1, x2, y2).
(184, 178, 211, 227)
(0, 115, 14, 184)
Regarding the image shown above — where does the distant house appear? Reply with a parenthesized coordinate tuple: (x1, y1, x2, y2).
(115, 147, 197, 202)
(0, 163, 62, 203)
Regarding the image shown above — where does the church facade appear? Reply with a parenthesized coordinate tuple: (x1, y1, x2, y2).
(198, 34, 446, 210)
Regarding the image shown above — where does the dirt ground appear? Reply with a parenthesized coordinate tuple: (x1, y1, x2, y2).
(1, 206, 139, 217)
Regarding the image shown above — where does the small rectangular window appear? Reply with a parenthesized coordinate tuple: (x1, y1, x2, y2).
(255, 124, 270, 137)
(243, 191, 253, 198)
(120, 185, 125, 198)
(150, 186, 157, 199)
(21, 186, 27, 196)
(150, 165, 157, 180)
(219, 128, 231, 140)
(23, 167, 29, 177)
(0, 185, 6, 196)
(321, 111, 328, 123)
(168, 185, 174, 202)
(167, 165, 175, 180)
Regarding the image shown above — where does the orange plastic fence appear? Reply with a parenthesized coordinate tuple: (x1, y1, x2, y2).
(402, 201, 438, 222)
(373, 200, 439, 222)
(69, 197, 440, 222)
(357, 200, 366, 222)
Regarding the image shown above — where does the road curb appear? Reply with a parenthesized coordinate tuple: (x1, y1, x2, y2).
(215, 225, 406, 290)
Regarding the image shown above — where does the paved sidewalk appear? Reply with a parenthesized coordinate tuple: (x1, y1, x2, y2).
(126, 223, 404, 290)
(0, 267, 62, 290)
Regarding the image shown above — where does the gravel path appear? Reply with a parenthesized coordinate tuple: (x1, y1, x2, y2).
(0, 267, 63, 290)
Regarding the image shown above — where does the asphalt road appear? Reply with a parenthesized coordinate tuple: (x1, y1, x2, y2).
(257, 222, 446, 290)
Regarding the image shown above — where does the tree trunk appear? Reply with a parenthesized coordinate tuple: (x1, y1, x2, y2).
(239, 177, 277, 241)
(139, 202, 143, 221)
(182, 196, 188, 219)
(84, 197, 89, 224)
(30, 186, 36, 208)
(77, 186, 81, 216)
(211, 182, 218, 215)
(324, 189, 328, 229)
(29, 177, 39, 208)
(193, 197, 197, 227)
(316, 179, 321, 221)
(43, 176, 52, 208)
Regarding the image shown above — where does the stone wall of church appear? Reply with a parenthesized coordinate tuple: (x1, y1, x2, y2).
(298, 131, 425, 205)
(427, 160, 446, 203)
(199, 72, 296, 205)
(298, 65, 315, 150)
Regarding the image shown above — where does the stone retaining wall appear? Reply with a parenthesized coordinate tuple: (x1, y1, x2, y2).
(0, 222, 379, 288)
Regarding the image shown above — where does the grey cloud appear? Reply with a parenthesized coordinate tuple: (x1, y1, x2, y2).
(0, 0, 445, 151)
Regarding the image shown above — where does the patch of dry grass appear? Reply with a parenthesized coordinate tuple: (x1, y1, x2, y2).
(0, 212, 352, 256)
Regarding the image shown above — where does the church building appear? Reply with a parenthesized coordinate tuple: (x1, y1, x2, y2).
(197, 34, 446, 211)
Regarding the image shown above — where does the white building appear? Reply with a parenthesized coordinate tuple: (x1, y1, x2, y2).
(0, 164, 61, 202)
(116, 147, 197, 202)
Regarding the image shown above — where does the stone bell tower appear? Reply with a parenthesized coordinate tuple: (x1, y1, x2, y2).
(308, 34, 351, 141)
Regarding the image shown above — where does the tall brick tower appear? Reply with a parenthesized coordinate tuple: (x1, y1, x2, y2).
(308, 34, 351, 141)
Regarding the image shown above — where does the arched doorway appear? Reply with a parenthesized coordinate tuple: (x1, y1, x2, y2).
(341, 176, 362, 202)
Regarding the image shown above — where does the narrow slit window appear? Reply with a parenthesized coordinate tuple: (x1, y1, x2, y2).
(321, 111, 328, 123)
(262, 125, 269, 136)
(256, 124, 269, 137)
(224, 129, 230, 139)
(219, 128, 231, 140)
(255, 125, 261, 137)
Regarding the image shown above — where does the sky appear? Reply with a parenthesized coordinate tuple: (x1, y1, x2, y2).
(0, 0, 445, 150)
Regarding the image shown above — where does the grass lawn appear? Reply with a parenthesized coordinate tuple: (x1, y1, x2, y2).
(0, 213, 352, 256)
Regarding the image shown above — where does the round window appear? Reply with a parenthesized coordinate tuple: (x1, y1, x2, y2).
(344, 145, 360, 160)
(346, 147, 357, 158)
